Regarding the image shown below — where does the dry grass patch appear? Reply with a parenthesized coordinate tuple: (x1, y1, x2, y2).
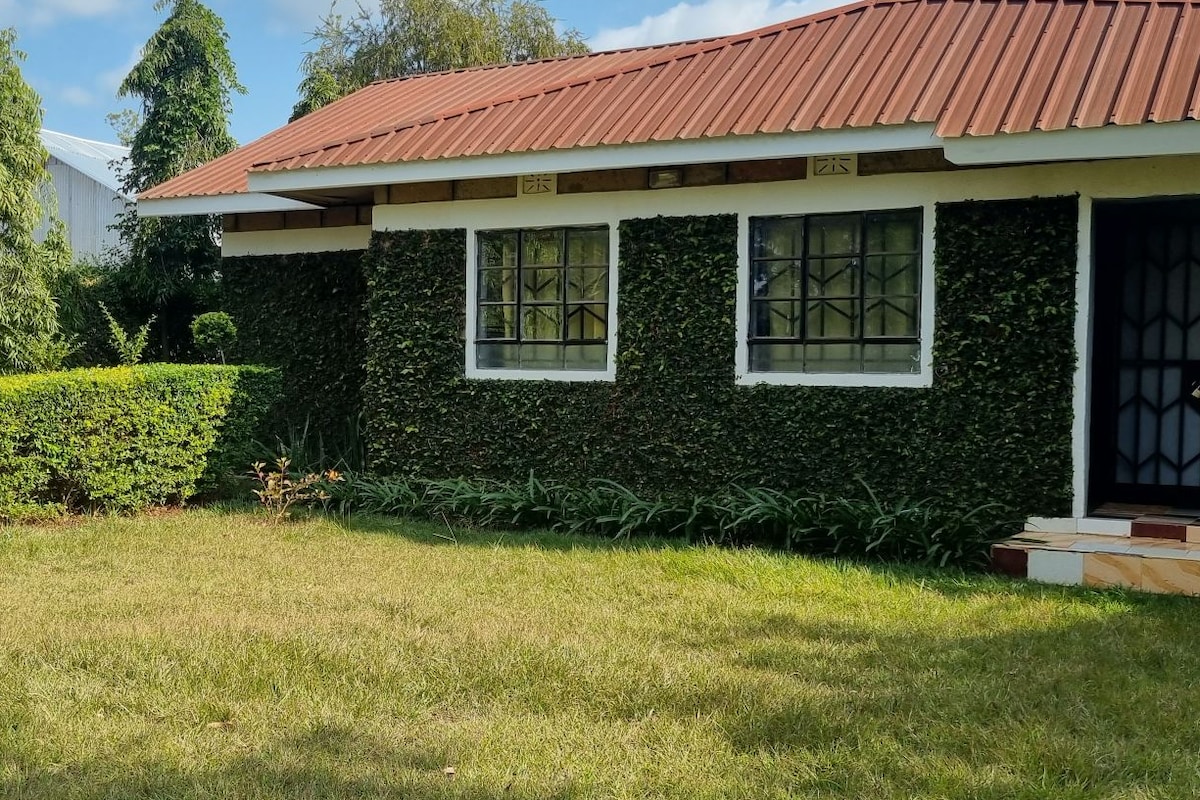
(0, 510, 1197, 799)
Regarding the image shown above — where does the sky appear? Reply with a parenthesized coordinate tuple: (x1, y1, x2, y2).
(1, 0, 833, 147)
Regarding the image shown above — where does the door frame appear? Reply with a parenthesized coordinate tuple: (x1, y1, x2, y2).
(1084, 197, 1200, 511)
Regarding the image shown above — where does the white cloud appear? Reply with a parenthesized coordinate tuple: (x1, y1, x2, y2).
(0, 0, 123, 27)
(263, 0, 381, 36)
(60, 85, 95, 106)
(591, 0, 835, 51)
(99, 46, 143, 94)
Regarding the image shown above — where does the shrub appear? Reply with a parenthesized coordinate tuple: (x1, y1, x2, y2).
(0, 365, 280, 520)
(100, 302, 155, 366)
(249, 457, 343, 522)
(327, 474, 1016, 567)
(191, 312, 237, 363)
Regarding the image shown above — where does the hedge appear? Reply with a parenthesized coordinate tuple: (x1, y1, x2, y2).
(221, 249, 367, 447)
(361, 197, 1078, 517)
(0, 365, 280, 519)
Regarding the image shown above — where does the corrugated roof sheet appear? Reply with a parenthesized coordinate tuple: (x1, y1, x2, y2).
(41, 129, 131, 197)
(144, 0, 1200, 201)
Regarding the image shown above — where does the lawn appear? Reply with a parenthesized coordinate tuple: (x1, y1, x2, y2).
(0, 510, 1197, 799)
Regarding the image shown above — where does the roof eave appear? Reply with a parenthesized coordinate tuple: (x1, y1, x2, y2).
(136, 192, 323, 218)
(246, 124, 944, 195)
(942, 120, 1200, 166)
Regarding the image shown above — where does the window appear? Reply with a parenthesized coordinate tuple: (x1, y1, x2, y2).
(748, 209, 922, 374)
(475, 225, 610, 372)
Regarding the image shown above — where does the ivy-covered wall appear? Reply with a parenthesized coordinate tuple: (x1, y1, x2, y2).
(363, 196, 1079, 516)
(222, 249, 367, 440)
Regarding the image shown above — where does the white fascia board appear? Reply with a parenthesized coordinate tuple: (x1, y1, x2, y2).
(136, 193, 323, 217)
(245, 124, 943, 194)
(943, 120, 1200, 166)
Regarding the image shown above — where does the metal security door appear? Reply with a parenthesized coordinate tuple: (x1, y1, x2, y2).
(1091, 200, 1200, 508)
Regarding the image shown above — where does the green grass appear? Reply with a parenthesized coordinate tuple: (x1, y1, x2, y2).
(0, 510, 1197, 799)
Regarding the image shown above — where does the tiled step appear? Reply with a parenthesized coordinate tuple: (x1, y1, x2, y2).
(993, 531, 1200, 596)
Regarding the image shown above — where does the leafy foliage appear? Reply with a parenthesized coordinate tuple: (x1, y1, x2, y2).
(249, 457, 343, 523)
(291, 0, 589, 120)
(326, 473, 1013, 566)
(361, 199, 1078, 520)
(191, 311, 237, 363)
(221, 248, 368, 452)
(0, 28, 73, 373)
(0, 365, 280, 520)
(99, 302, 155, 366)
(114, 0, 245, 360)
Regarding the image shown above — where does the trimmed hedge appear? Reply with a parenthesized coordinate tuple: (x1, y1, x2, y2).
(0, 365, 280, 519)
(221, 250, 367, 443)
(362, 197, 1078, 517)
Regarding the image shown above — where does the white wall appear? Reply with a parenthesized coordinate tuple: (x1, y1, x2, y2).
(221, 226, 373, 257)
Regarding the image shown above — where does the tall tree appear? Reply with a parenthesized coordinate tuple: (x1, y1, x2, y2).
(116, 0, 244, 359)
(0, 28, 72, 373)
(292, 0, 588, 121)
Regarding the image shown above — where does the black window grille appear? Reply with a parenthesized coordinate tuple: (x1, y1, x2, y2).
(749, 209, 922, 374)
(476, 225, 610, 371)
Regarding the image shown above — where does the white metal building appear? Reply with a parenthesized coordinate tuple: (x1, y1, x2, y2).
(36, 129, 131, 261)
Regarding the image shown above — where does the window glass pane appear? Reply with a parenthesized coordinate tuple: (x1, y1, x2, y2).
(564, 344, 607, 370)
(867, 211, 921, 253)
(477, 343, 518, 368)
(521, 267, 562, 302)
(749, 343, 805, 373)
(522, 229, 564, 266)
(864, 297, 919, 338)
(479, 305, 516, 340)
(753, 260, 802, 299)
(865, 255, 918, 296)
(806, 299, 859, 339)
(805, 343, 862, 373)
(567, 228, 608, 266)
(863, 343, 920, 373)
(568, 267, 608, 301)
(751, 300, 802, 339)
(476, 225, 611, 373)
(808, 214, 859, 257)
(517, 343, 564, 369)
(479, 268, 516, 302)
(747, 210, 923, 375)
(479, 232, 518, 268)
(808, 257, 858, 298)
(521, 306, 562, 341)
(566, 304, 608, 341)
(752, 218, 804, 259)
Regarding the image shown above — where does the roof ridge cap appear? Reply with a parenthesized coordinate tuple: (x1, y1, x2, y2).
(365, 37, 731, 86)
(251, 0, 887, 170)
(40, 128, 130, 151)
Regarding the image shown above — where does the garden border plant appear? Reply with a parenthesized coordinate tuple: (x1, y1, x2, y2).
(325, 472, 1017, 567)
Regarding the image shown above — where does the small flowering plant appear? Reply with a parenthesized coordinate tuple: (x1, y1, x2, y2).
(249, 457, 343, 522)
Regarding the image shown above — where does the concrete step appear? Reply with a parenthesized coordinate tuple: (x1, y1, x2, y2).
(993, 531, 1200, 596)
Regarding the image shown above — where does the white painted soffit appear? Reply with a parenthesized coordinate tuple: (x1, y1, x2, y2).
(245, 124, 944, 194)
(942, 120, 1200, 166)
(137, 192, 322, 217)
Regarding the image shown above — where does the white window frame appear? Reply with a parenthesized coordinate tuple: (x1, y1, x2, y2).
(735, 202, 936, 388)
(466, 219, 619, 382)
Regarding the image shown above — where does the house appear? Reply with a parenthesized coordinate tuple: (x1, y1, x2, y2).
(139, 0, 1200, 588)
(37, 129, 131, 261)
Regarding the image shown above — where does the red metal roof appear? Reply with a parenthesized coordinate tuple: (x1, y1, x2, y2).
(143, 0, 1200, 202)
